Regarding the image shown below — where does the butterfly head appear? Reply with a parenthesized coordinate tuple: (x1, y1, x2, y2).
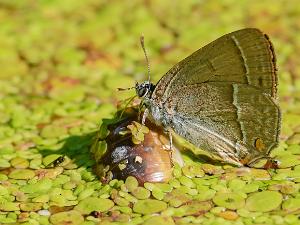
(135, 81, 155, 98)
(136, 36, 156, 99)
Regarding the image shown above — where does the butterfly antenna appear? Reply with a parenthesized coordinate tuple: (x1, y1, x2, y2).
(140, 36, 151, 82)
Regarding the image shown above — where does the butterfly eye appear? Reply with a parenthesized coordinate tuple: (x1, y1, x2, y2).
(136, 82, 150, 97)
(137, 86, 148, 97)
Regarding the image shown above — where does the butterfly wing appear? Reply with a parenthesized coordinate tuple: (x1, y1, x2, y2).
(164, 82, 280, 165)
(150, 28, 280, 165)
(152, 28, 277, 104)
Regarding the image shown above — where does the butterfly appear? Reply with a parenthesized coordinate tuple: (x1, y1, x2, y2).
(135, 28, 281, 167)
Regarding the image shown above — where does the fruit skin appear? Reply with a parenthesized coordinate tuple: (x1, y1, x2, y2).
(92, 108, 183, 184)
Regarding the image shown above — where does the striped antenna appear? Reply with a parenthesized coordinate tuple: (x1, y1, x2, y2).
(140, 36, 151, 82)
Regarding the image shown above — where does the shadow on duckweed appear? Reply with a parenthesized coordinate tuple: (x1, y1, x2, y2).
(38, 132, 97, 169)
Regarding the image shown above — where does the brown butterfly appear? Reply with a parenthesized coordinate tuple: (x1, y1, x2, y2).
(135, 28, 281, 167)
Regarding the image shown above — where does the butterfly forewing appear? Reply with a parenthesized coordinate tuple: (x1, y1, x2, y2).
(152, 28, 277, 104)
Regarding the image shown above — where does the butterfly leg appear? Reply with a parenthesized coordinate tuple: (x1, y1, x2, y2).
(141, 108, 149, 125)
(166, 128, 174, 167)
(168, 129, 173, 151)
(136, 108, 149, 143)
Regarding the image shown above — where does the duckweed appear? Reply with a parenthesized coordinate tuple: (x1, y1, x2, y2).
(1, 1, 300, 224)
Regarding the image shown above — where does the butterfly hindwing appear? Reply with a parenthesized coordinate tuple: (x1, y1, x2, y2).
(164, 82, 280, 165)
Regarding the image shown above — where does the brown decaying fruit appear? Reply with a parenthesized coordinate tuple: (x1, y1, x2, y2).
(95, 108, 183, 184)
